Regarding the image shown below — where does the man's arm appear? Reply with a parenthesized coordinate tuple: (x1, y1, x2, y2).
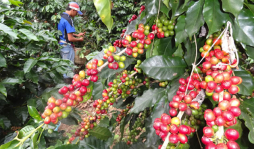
(67, 33, 84, 42)
(73, 32, 85, 37)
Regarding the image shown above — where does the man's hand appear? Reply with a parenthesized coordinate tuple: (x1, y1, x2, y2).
(78, 37, 84, 41)
(77, 32, 85, 37)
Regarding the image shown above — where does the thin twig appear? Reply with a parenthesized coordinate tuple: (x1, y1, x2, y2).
(196, 129, 203, 149)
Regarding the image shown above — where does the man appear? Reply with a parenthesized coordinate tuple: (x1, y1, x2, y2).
(58, 2, 85, 84)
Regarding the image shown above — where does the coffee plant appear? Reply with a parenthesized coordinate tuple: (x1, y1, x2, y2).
(2, 0, 254, 149)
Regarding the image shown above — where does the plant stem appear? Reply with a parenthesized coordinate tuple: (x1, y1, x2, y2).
(15, 123, 45, 147)
(36, 124, 47, 145)
(196, 129, 203, 149)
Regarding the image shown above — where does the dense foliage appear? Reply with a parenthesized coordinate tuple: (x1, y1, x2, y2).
(1, 0, 254, 149)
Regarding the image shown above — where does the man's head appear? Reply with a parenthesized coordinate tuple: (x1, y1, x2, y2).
(66, 2, 83, 17)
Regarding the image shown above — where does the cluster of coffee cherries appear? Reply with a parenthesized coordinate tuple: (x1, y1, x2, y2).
(159, 81, 169, 87)
(108, 70, 143, 98)
(67, 115, 102, 144)
(154, 113, 194, 148)
(103, 46, 126, 69)
(143, 77, 150, 88)
(168, 75, 202, 114)
(184, 104, 208, 129)
(128, 5, 145, 23)
(128, 14, 137, 24)
(41, 71, 90, 124)
(139, 5, 145, 14)
(124, 23, 154, 58)
(92, 70, 141, 114)
(126, 109, 149, 145)
(116, 29, 126, 46)
(86, 59, 104, 82)
(116, 104, 133, 124)
(67, 71, 143, 143)
(153, 70, 203, 147)
(196, 36, 242, 148)
(152, 16, 175, 38)
(134, 59, 142, 73)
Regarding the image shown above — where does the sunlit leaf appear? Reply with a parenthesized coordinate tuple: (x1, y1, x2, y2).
(0, 23, 18, 39)
(93, 0, 113, 32)
(222, 0, 244, 17)
(19, 29, 38, 41)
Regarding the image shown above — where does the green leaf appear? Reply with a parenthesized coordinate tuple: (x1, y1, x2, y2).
(93, 0, 113, 32)
(23, 59, 38, 74)
(185, 0, 205, 37)
(0, 23, 18, 39)
(55, 144, 79, 149)
(18, 29, 38, 41)
(160, 2, 170, 18)
(9, 0, 23, 6)
(130, 142, 153, 149)
(173, 44, 184, 57)
(30, 128, 41, 149)
(239, 98, 254, 144)
(145, 0, 159, 19)
(61, 115, 79, 125)
(140, 55, 187, 81)
(169, 0, 188, 19)
(168, 73, 188, 99)
(37, 134, 46, 149)
(18, 125, 35, 139)
(233, 67, 254, 96)
(25, 70, 39, 84)
(0, 115, 11, 129)
(14, 107, 28, 124)
(183, 37, 203, 66)
(175, 15, 188, 46)
(221, 0, 244, 17)
(208, 96, 218, 107)
(79, 136, 109, 149)
(0, 83, 7, 97)
(130, 88, 166, 113)
(27, 105, 42, 121)
(232, 9, 254, 47)
(245, 3, 254, 16)
(0, 140, 14, 149)
(245, 45, 254, 59)
(98, 117, 109, 127)
(120, 114, 131, 140)
(92, 80, 105, 100)
(151, 37, 177, 57)
(175, 143, 190, 149)
(14, 71, 24, 80)
(83, 82, 94, 102)
(89, 126, 112, 140)
(162, 0, 170, 8)
(49, 70, 64, 84)
(1, 78, 22, 85)
(113, 142, 129, 149)
(235, 126, 254, 149)
(85, 51, 100, 61)
(0, 53, 6, 67)
(4, 132, 17, 144)
(203, 0, 230, 36)
(145, 92, 168, 147)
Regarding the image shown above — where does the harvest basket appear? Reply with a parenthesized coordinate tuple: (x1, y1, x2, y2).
(74, 48, 90, 65)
